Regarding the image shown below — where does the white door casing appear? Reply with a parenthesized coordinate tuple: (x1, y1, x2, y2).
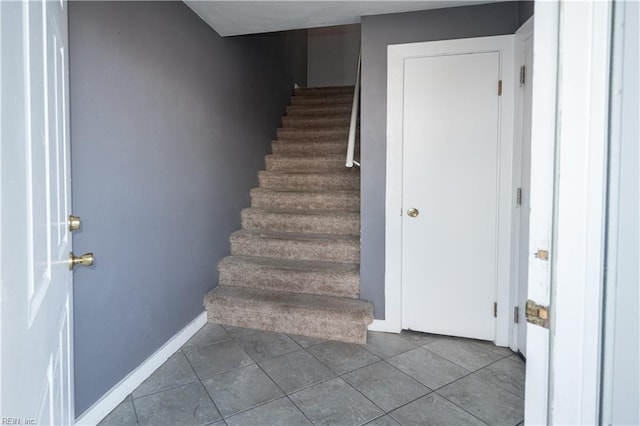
(523, 1, 612, 423)
(1, 0, 74, 423)
(401, 51, 501, 341)
(547, 1, 611, 423)
(386, 35, 516, 346)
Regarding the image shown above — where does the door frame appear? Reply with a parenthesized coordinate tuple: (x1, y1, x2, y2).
(523, 1, 613, 423)
(383, 35, 517, 346)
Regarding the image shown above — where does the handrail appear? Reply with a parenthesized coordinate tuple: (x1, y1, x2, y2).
(345, 52, 361, 168)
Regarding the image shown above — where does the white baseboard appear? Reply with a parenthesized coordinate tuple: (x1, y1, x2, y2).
(368, 319, 401, 333)
(75, 311, 208, 426)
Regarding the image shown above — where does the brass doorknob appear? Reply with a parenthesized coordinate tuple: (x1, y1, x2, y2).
(69, 252, 94, 270)
(407, 208, 420, 217)
(68, 215, 81, 231)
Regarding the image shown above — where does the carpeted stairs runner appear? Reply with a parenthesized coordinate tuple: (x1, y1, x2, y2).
(204, 86, 373, 344)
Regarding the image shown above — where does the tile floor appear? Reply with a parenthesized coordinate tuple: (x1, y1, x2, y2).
(99, 324, 525, 426)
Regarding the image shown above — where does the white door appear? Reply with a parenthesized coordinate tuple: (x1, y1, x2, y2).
(515, 18, 534, 356)
(1, 1, 77, 423)
(522, 5, 557, 422)
(401, 52, 501, 341)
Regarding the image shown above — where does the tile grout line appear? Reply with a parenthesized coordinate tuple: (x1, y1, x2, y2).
(149, 325, 522, 426)
(129, 395, 140, 425)
(432, 350, 526, 400)
(424, 353, 525, 425)
(219, 328, 315, 423)
(180, 348, 225, 424)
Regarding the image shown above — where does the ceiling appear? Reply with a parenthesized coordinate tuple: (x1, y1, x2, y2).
(183, 1, 503, 37)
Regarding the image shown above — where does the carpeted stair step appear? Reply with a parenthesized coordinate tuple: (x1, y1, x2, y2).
(250, 188, 360, 211)
(258, 170, 359, 191)
(290, 94, 354, 106)
(286, 104, 352, 117)
(276, 128, 351, 142)
(265, 155, 346, 172)
(271, 141, 350, 156)
(281, 116, 351, 128)
(204, 285, 373, 344)
(217, 255, 359, 298)
(241, 208, 360, 235)
(294, 86, 355, 97)
(230, 230, 360, 263)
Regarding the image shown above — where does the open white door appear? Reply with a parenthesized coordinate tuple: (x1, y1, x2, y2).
(525, 1, 612, 423)
(1, 1, 83, 423)
(522, 3, 558, 422)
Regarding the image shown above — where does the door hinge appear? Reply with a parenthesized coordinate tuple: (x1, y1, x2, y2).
(493, 302, 498, 318)
(516, 187, 522, 207)
(514, 306, 520, 323)
(535, 249, 549, 261)
(519, 65, 526, 85)
(498, 80, 503, 96)
(526, 299, 550, 329)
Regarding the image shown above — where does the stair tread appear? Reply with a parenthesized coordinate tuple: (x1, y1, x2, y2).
(219, 255, 358, 273)
(295, 85, 355, 92)
(205, 285, 373, 322)
(243, 207, 359, 217)
(278, 127, 350, 133)
(287, 106, 352, 114)
(251, 187, 359, 196)
(259, 170, 358, 176)
(231, 229, 359, 242)
(266, 154, 346, 162)
(267, 153, 344, 159)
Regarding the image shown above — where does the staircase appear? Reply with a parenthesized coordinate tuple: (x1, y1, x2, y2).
(204, 86, 373, 344)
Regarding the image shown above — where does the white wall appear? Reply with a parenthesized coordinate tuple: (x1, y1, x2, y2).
(307, 24, 360, 87)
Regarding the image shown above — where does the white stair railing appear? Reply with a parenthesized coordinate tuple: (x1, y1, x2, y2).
(345, 52, 361, 168)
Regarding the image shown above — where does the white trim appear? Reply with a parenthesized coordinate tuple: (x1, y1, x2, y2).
(385, 35, 516, 346)
(75, 312, 207, 426)
(368, 319, 400, 333)
(549, 1, 611, 423)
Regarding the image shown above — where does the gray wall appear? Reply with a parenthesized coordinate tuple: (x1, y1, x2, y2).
(307, 24, 360, 87)
(359, 2, 532, 318)
(69, 1, 306, 416)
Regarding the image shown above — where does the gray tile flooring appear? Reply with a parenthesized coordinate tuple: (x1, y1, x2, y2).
(99, 324, 525, 426)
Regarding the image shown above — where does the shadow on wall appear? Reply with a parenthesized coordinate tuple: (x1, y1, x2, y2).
(69, 1, 306, 416)
(308, 23, 361, 87)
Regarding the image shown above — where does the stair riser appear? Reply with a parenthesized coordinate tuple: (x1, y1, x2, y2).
(258, 174, 360, 191)
(231, 236, 360, 263)
(290, 96, 353, 106)
(294, 87, 355, 97)
(218, 267, 358, 298)
(265, 157, 346, 172)
(250, 191, 360, 212)
(276, 129, 350, 142)
(281, 117, 351, 128)
(286, 106, 351, 117)
(208, 310, 368, 344)
(272, 142, 351, 156)
(241, 211, 360, 236)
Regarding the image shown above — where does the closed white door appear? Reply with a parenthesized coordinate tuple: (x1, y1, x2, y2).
(1, 1, 75, 423)
(401, 52, 501, 341)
